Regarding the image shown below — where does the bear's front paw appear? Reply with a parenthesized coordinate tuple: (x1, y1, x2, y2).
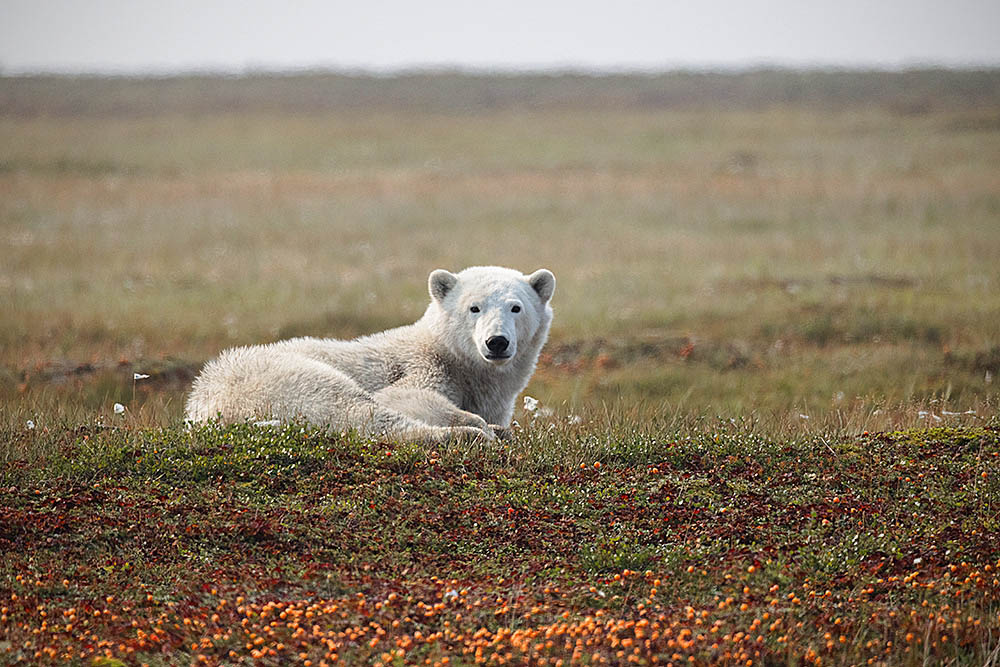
(488, 425, 513, 441)
(449, 425, 495, 443)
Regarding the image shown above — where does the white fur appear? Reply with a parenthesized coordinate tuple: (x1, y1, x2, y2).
(185, 266, 555, 443)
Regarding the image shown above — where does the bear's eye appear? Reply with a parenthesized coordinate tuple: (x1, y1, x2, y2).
(511, 305, 521, 313)
(470, 306, 480, 313)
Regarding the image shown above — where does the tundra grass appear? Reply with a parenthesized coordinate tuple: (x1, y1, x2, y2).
(1, 420, 999, 665)
(2, 74, 1000, 665)
(2, 96, 1000, 423)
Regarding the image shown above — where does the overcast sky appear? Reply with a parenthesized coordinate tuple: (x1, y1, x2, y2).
(2, 0, 999, 74)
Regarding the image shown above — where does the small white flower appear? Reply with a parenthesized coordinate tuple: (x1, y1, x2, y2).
(798, 413, 810, 420)
(113, 403, 125, 414)
(567, 414, 583, 425)
(913, 557, 922, 565)
(133, 373, 150, 380)
(522, 396, 539, 413)
(26, 420, 35, 430)
(254, 419, 281, 427)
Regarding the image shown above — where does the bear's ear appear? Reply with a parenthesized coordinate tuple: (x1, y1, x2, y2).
(527, 269, 556, 303)
(428, 269, 459, 303)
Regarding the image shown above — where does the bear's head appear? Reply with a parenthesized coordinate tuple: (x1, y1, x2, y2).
(428, 266, 555, 369)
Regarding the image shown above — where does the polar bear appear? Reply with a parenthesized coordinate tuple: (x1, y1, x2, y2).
(185, 266, 555, 443)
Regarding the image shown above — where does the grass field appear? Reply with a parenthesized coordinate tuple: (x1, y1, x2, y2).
(3, 423, 999, 665)
(2, 71, 1000, 664)
(2, 71, 1000, 430)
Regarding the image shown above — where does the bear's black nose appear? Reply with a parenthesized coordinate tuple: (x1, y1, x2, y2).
(486, 336, 509, 354)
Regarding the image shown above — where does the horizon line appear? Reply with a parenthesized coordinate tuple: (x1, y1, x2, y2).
(4, 60, 1000, 79)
